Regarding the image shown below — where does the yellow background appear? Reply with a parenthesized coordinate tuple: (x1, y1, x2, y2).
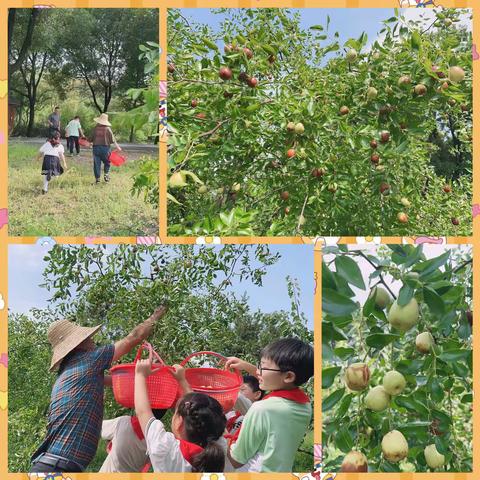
(0, 0, 477, 479)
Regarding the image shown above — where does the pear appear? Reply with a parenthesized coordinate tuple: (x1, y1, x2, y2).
(382, 430, 408, 462)
(424, 444, 445, 469)
(388, 298, 419, 332)
(449, 66, 465, 83)
(365, 385, 390, 411)
(294, 122, 305, 134)
(231, 183, 241, 192)
(340, 450, 368, 472)
(416, 332, 435, 353)
(383, 371, 406, 396)
(169, 171, 187, 188)
(369, 286, 391, 309)
(198, 185, 208, 194)
(400, 197, 411, 208)
(345, 363, 370, 391)
(367, 87, 378, 101)
(286, 121, 296, 131)
(346, 48, 357, 62)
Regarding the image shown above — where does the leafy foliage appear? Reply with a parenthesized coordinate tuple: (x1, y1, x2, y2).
(322, 245, 472, 472)
(167, 8, 472, 236)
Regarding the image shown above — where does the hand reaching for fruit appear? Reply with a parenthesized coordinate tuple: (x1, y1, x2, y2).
(225, 357, 257, 375)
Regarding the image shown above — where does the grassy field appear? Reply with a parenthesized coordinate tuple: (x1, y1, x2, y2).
(8, 144, 158, 236)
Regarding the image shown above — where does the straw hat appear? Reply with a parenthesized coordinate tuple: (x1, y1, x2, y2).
(47, 319, 102, 371)
(93, 113, 111, 126)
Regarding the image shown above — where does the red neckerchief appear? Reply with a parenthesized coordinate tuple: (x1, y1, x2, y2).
(179, 439, 204, 465)
(227, 388, 310, 446)
(130, 416, 145, 440)
(262, 388, 310, 403)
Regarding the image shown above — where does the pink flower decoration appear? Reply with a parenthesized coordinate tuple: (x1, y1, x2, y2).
(473, 204, 480, 218)
(0, 354, 7, 368)
(0, 209, 8, 229)
(415, 236, 444, 244)
(473, 44, 479, 61)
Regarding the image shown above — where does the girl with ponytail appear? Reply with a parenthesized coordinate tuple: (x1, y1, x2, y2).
(135, 359, 227, 472)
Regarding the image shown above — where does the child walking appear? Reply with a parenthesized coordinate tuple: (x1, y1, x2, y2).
(36, 131, 67, 195)
(135, 361, 227, 472)
(225, 338, 314, 472)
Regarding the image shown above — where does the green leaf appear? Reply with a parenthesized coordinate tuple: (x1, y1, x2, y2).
(335, 426, 354, 453)
(413, 251, 450, 278)
(335, 393, 353, 419)
(322, 366, 342, 389)
(202, 37, 218, 51)
(333, 347, 355, 360)
(322, 288, 358, 316)
(438, 349, 471, 362)
(397, 283, 414, 307)
(322, 388, 345, 412)
(335, 255, 365, 290)
(411, 30, 422, 50)
(423, 287, 445, 315)
(366, 333, 400, 349)
(322, 261, 337, 290)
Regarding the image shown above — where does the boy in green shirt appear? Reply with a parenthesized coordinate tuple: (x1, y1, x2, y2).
(225, 338, 313, 472)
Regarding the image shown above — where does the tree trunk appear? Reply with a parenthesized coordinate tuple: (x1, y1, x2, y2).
(129, 125, 134, 143)
(8, 9, 41, 83)
(26, 98, 35, 137)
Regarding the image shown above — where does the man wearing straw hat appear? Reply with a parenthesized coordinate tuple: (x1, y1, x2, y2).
(30, 306, 167, 473)
(89, 113, 122, 184)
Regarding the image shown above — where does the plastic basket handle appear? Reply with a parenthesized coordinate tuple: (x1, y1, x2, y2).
(180, 351, 242, 382)
(133, 342, 166, 367)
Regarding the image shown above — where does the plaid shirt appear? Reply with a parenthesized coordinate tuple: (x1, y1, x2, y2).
(32, 345, 115, 468)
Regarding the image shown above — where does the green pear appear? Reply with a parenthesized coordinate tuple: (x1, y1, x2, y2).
(169, 171, 187, 188)
(369, 286, 391, 309)
(383, 370, 406, 396)
(294, 122, 305, 134)
(198, 185, 208, 194)
(424, 444, 445, 469)
(382, 430, 408, 462)
(366, 87, 378, 101)
(388, 298, 419, 332)
(340, 450, 368, 472)
(416, 332, 435, 353)
(365, 385, 390, 411)
(346, 48, 357, 62)
(345, 363, 370, 391)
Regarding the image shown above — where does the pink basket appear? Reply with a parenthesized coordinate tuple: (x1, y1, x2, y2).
(79, 138, 90, 147)
(111, 343, 178, 409)
(180, 351, 242, 412)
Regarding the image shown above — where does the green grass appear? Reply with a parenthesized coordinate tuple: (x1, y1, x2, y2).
(8, 144, 158, 236)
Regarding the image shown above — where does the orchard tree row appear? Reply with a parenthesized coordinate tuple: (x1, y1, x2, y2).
(167, 8, 471, 236)
(322, 245, 472, 472)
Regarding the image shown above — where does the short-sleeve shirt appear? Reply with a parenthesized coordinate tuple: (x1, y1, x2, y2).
(31, 345, 115, 469)
(66, 119, 82, 137)
(48, 113, 60, 129)
(230, 397, 312, 472)
(145, 418, 228, 473)
(100, 416, 148, 472)
(40, 142, 64, 158)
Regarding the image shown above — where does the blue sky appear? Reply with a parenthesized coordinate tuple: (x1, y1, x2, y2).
(175, 8, 471, 57)
(8, 244, 314, 329)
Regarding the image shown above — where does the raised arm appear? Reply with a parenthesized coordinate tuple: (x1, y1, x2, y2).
(225, 357, 257, 376)
(135, 358, 155, 434)
(170, 364, 192, 395)
(113, 306, 167, 363)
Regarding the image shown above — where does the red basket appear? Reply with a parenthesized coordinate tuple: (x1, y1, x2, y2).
(109, 149, 126, 166)
(180, 351, 242, 412)
(78, 138, 90, 147)
(110, 343, 178, 409)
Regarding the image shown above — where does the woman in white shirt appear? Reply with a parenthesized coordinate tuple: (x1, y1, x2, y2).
(35, 131, 67, 194)
(135, 360, 227, 472)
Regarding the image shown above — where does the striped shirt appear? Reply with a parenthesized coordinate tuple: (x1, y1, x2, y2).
(32, 345, 115, 468)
